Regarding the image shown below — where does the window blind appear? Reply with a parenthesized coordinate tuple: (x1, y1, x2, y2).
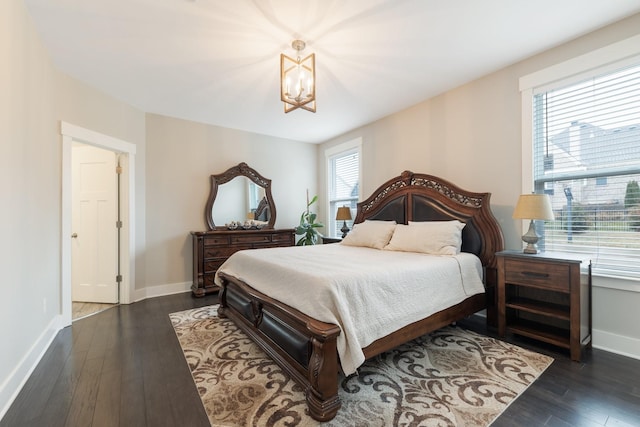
(533, 63, 640, 278)
(328, 149, 359, 237)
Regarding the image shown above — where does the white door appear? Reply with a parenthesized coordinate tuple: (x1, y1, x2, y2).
(71, 144, 119, 303)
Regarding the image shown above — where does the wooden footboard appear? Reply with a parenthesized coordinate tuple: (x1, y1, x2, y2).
(217, 271, 342, 422)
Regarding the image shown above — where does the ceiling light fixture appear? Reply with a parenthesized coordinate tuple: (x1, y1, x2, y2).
(280, 40, 316, 113)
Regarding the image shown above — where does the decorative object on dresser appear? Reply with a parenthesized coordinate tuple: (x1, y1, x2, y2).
(216, 170, 505, 421)
(512, 193, 555, 254)
(191, 163, 295, 297)
(335, 205, 352, 238)
(497, 250, 592, 361)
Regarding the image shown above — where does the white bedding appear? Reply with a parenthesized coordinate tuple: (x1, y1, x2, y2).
(214, 243, 485, 375)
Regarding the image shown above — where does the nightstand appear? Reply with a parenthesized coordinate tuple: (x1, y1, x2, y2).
(321, 236, 342, 244)
(496, 250, 592, 361)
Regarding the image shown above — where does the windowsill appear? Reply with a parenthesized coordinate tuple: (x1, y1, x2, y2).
(588, 272, 640, 293)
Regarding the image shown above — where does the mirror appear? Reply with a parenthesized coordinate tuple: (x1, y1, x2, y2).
(205, 162, 277, 230)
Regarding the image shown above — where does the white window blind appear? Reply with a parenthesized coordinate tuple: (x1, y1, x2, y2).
(532, 63, 640, 278)
(328, 148, 359, 237)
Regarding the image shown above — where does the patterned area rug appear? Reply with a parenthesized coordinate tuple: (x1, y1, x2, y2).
(170, 305, 553, 427)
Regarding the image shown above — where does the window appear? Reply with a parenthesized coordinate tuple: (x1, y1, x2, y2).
(531, 63, 640, 278)
(326, 138, 361, 238)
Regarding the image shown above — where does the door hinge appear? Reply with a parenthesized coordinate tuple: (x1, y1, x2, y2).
(116, 220, 123, 228)
(116, 165, 123, 175)
(116, 274, 123, 283)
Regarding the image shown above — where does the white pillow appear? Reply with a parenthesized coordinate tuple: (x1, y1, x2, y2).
(385, 220, 466, 255)
(341, 220, 397, 249)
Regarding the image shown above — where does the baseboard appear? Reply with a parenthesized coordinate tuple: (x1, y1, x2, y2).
(132, 281, 192, 302)
(0, 314, 65, 421)
(593, 328, 640, 361)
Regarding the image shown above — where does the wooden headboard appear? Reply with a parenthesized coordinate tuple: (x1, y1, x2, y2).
(353, 170, 504, 269)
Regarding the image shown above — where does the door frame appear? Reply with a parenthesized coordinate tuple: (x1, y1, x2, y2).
(61, 122, 136, 326)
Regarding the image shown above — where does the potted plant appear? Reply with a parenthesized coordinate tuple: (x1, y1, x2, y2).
(296, 190, 324, 245)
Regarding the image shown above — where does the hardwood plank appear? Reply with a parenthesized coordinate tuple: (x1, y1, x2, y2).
(119, 375, 147, 427)
(34, 349, 89, 427)
(91, 368, 121, 427)
(64, 357, 104, 427)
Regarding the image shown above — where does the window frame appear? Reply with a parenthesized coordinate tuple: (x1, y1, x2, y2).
(520, 35, 640, 287)
(325, 138, 362, 238)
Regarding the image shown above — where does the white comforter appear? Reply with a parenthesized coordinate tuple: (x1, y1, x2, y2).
(214, 243, 485, 375)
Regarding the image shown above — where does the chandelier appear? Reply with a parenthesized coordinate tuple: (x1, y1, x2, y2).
(280, 40, 316, 113)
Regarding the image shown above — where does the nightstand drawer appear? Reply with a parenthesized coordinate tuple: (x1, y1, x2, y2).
(504, 259, 570, 291)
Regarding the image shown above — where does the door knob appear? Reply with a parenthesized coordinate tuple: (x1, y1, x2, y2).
(71, 233, 78, 238)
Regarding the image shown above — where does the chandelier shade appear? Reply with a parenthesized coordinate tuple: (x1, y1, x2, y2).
(280, 40, 316, 113)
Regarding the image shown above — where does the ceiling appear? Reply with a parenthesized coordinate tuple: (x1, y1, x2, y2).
(24, 0, 640, 144)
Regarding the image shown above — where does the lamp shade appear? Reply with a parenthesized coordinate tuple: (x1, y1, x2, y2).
(336, 206, 352, 221)
(513, 194, 554, 221)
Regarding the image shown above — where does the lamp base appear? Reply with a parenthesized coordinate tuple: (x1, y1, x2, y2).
(340, 221, 350, 239)
(521, 220, 540, 254)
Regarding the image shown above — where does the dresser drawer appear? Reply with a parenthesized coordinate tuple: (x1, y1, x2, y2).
(231, 234, 272, 245)
(204, 259, 226, 273)
(203, 274, 217, 287)
(204, 236, 231, 246)
(504, 259, 570, 291)
(204, 246, 249, 259)
(271, 232, 293, 243)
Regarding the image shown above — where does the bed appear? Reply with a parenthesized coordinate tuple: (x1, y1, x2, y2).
(215, 170, 504, 421)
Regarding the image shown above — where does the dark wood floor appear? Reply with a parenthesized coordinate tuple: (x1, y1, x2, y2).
(2, 292, 639, 427)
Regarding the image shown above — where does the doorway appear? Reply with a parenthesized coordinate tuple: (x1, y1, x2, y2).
(61, 122, 137, 327)
(72, 144, 119, 303)
(71, 144, 119, 319)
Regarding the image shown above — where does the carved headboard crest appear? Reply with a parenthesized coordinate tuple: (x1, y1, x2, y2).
(353, 170, 504, 269)
(359, 171, 484, 215)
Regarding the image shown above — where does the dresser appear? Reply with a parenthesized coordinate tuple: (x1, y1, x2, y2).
(191, 228, 295, 297)
(497, 250, 592, 361)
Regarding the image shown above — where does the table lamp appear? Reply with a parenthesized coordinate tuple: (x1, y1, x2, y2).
(513, 194, 554, 254)
(336, 206, 352, 238)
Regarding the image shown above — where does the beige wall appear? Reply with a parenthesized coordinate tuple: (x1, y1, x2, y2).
(1, 0, 59, 398)
(318, 13, 640, 357)
(143, 114, 316, 291)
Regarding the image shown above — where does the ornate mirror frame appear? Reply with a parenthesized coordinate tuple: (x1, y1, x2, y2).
(205, 162, 277, 230)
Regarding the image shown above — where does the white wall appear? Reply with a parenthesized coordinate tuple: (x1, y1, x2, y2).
(1, 0, 60, 416)
(318, 12, 640, 359)
(141, 114, 317, 296)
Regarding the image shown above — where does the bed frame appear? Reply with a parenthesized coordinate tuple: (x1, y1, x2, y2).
(217, 170, 504, 421)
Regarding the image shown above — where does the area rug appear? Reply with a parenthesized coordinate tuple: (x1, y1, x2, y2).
(170, 305, 553, 427)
